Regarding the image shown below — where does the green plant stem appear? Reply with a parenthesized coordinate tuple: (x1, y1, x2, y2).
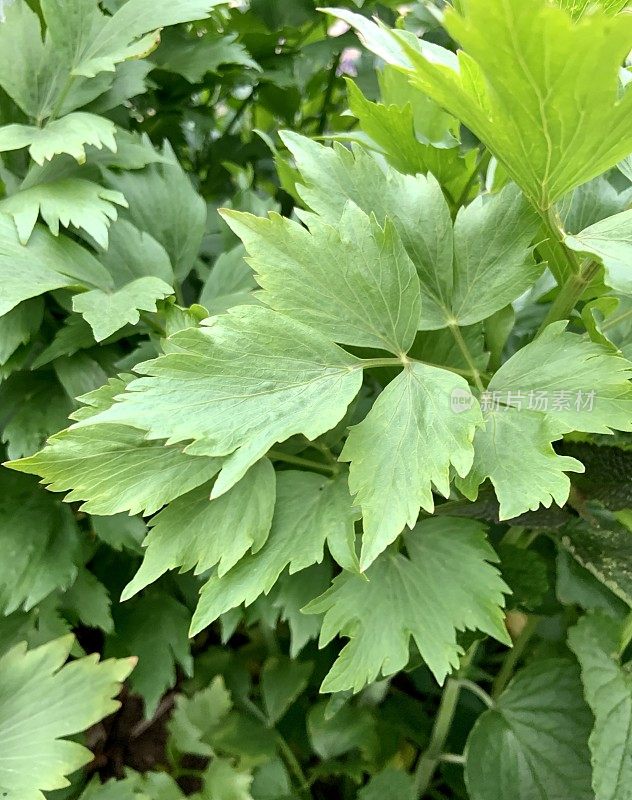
(537, 257, 601, 334)
(267, 449, 338, 476)
(317, 52, 341, 135)
(275, 733, 312, 798)
(241, 697, 311, 798)
(454, 149, 491, 209)
(413, 677, 461, 797)
(457, 678, 494, 708)
(491, 616, 539, 699)
(448, 324, 485, 391)
(360, 355, 488, 382)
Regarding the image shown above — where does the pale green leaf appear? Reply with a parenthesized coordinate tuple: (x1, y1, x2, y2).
(566, 209, 632, 295)
(190, 471, 359, 636)
(281, 134, 541, 328)
(105, 143, 206, 280)
(568, 612, 632, 800)
(0, 635, 134, 799)
(99, 219, 174, 286)
(122, 459, 276, 599)
(8, 422, 222, 516)
(197, 758, 253, 800)
(488, 321, 632, 433)
(340, 364, 481, 569)
(305, 518, 509, 691)
(199, 245, 258, 315)
(344, 79, 474, 200)
(223, 202, 422, 354)
(73, 277, 173, 341)
(0, 113, 116, 165)
(464, 659, 593, 800)
(329, 1, 632, 209)
(0, 178, 127, 247)
(43, 0, 225, 79)
(0, 212, 111, 315)
(457, 409, 584, 520)
(89, 307, 363, 496)
(558, 0, 630, 19)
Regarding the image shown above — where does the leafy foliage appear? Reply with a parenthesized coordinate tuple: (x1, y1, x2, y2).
(1, 0, 632, 798)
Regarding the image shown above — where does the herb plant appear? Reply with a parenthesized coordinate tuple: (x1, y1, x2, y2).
(1, 0, 632, 798)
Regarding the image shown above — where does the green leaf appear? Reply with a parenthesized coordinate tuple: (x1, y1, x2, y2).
(0, 112, 116, 165)
(199, 246, 258, 315)
(60, 568, 113, 633)
(568, 612, 632, 800)
(457, 409, 584, 520)
(305, 518, 509, 691)
(307, 700, 378, 760)
(0, 298, 44, 366)
(0, 635, 134, 799)
(153, 28, 259, 83)
(105, 143, 206, 280)
(0, 471, 80, 615)
(122, 458, 276, 599)
(47, 0, 225, 79)
(465, 659, 593, 800)
(109, 591, 192, 715)
(358, 769, 415, 800)
(260, 655, 312, 724)
(556, 549, 628, 617)
(558, 0, 630, 19)
(89, 307, 363, 496)
(197, 758, 253, 800)
(344, 78, 474, 200)
(566, 209, 632, 296)
(329, 1, 632, 209)
(168, 675, 232, 757)
(340, 363, 481, 569)
(190, 471, 359, 636)
(489, 321, 632, 433)
(0, 212, 111, 315)
(222, 202, 422, 355)
(281, 134, 541, 329)
(8, 422, 223, 516)
(561, 517, 632, 607)
(100, 219, 174, 286)
(0, 178, 127, 247)
(73, 277, 173, 341)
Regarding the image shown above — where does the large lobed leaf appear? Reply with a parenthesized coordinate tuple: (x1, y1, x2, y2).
(0, 636, 134, 799)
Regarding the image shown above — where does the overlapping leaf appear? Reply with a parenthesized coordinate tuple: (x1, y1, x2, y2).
(341, 364, 481, 569)
(465, 659, 593, 800)
(569, 612, 632, 800)
(0, 636, 134, 800)
(328, 0, 632, 209)
(281, 133, 541, 329)
(190, 471, 359, 636)
(305, 518, 509, 691)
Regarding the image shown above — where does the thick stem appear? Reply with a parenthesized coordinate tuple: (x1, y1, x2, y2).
(536, 258, 601, 335)
(491, 616, 539, 699)
(317, 52, 342, 135)
(413, 678, 461, 797)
